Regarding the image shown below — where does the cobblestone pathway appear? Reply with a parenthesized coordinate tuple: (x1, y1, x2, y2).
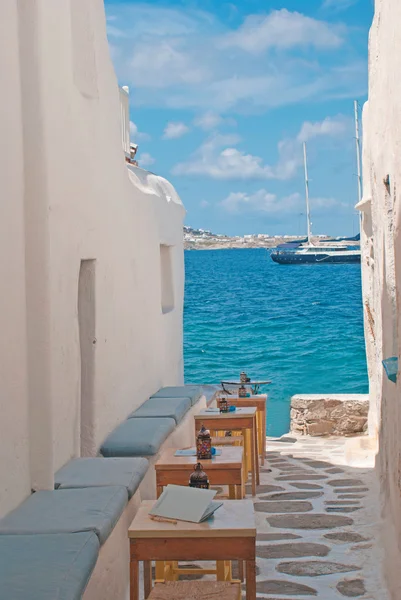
(252, 436, 388, 600)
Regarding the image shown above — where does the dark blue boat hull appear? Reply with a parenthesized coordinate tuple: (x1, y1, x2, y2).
(271, 252, 361, 265)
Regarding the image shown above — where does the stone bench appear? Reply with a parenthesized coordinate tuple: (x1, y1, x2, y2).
(55, 457, 149, 498)
(128, 396, 192, 423)
(0, 532, 99, 600)
(0, 386, 205, 600)
(150, 385, 203, 405)
(0, 486, 128, 545)
(100, 386, 207, 498)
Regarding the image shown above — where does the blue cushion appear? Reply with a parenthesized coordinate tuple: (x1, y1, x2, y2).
(151, 385, 202, 406)
(0, 532, 99, 600)
(55, 457, 149, 499)
(128, 397, 191, 424)
(100, 417, 176, 457)
(0, 486, 127, 545)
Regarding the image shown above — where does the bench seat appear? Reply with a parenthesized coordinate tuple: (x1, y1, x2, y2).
(0, 486, 127, 546)
(128, 397, 191, 424)
(0, 532, 99, 600)
(55, 457, 149, 499)
(151, 385, 202, 406)
(100, 417, 176, 457)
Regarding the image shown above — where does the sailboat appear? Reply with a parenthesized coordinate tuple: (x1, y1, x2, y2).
(271, 106, 362, 265)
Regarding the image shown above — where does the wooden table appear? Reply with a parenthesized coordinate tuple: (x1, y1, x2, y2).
(194, 408, 259, 496)
(129, 499, 256, 600)
(218, 396, 267, 466)
(155, 447, 245, 499)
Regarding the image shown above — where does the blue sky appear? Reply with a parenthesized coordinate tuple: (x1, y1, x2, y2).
(105, 0, 373, 236)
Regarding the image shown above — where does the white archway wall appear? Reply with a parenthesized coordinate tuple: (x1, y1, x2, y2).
(0, 0, 185, 515)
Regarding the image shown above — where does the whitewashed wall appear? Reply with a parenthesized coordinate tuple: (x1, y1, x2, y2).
(361, 1, 401, 596)
(0, 0, 185, 516)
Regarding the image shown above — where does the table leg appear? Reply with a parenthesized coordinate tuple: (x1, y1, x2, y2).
(229, 484, 236, 499)
(130, 558, 139, 600)
(258, 412, 264, 466)
(243, 428, 251, 477)
(253, 418, 260, 486)
(262, 405, 267, 464)
(238, 560, 244, 582)
(156, 485, 163, 498)
(144, 561, 152, 598)
(250, 426, 256, 497)
(245, 559, 257, 600)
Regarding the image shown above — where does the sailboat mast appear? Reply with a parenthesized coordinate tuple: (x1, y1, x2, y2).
(354, 100, 363, 205)
(303, 142, 312, 244)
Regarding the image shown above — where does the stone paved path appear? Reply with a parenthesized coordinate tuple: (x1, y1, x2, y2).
(252, 435, 388, 600)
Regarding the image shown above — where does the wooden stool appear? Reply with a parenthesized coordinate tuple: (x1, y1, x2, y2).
(148, 581, 241, 599)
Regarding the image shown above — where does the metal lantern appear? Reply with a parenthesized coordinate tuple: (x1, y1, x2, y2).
(196, 424, 212, 460)
(238, 385, 247, 398)
(240, 371, 247, 383)
(189, 462, 209, 489)
(219, 396, 229, 413)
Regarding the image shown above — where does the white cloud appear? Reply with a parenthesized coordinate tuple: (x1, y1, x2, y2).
(129, 121, 151, 142)
(173, 115, 350, 181)
(172, 133, 276, 180)
(297, 115, 350, 142)
(138, 152, 155, 168)
(163, 121, 190, 139)
(193, 112, 236, 131)
(200, 200, 210, 208)
(322, 0, 358, 11)
(220, 190, 342, 215)
(221, 190, 300, 214)
(105, 5, 364, 113)
(194, 113, 223, 130)
(128, 39, 210, 89)
(220, 9, 343, 54)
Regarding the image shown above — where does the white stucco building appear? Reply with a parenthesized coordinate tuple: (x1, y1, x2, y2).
(360, 1, 401, 597)
(0, 0, 185, 519)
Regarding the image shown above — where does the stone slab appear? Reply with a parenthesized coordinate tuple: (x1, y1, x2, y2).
(256, 543, 330, 559)
(255, 501, 314, 513)
(277, 560, 361, 577)
(267, 514, 354, 530)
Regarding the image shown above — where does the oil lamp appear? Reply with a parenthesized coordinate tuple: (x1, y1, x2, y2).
(219, 396, 229, 413)
(238, 385, 247, 398)
(196, 424, 212, 460)
(189, 462, 209, 489)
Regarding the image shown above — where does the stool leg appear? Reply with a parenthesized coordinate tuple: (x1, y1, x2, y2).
(238, 560, 244, 582)
(155, 561, 165, 583)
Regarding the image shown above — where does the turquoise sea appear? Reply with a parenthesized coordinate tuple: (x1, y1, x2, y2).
(184, 248, 368, 437)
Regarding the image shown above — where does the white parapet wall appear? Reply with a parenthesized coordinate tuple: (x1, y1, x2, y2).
(290, 394, 369, 436)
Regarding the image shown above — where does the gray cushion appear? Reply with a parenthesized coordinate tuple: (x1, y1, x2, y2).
(151, 385, 202, 406)
(0, 486, 127, 545)
(55, 457, 149, 499)
(128, 397, 191, 424)
(0, 532, 99, 600)
(100, 417, 175, 457)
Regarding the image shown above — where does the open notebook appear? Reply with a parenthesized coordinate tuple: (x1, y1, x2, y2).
(149, 485, 223, 523)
